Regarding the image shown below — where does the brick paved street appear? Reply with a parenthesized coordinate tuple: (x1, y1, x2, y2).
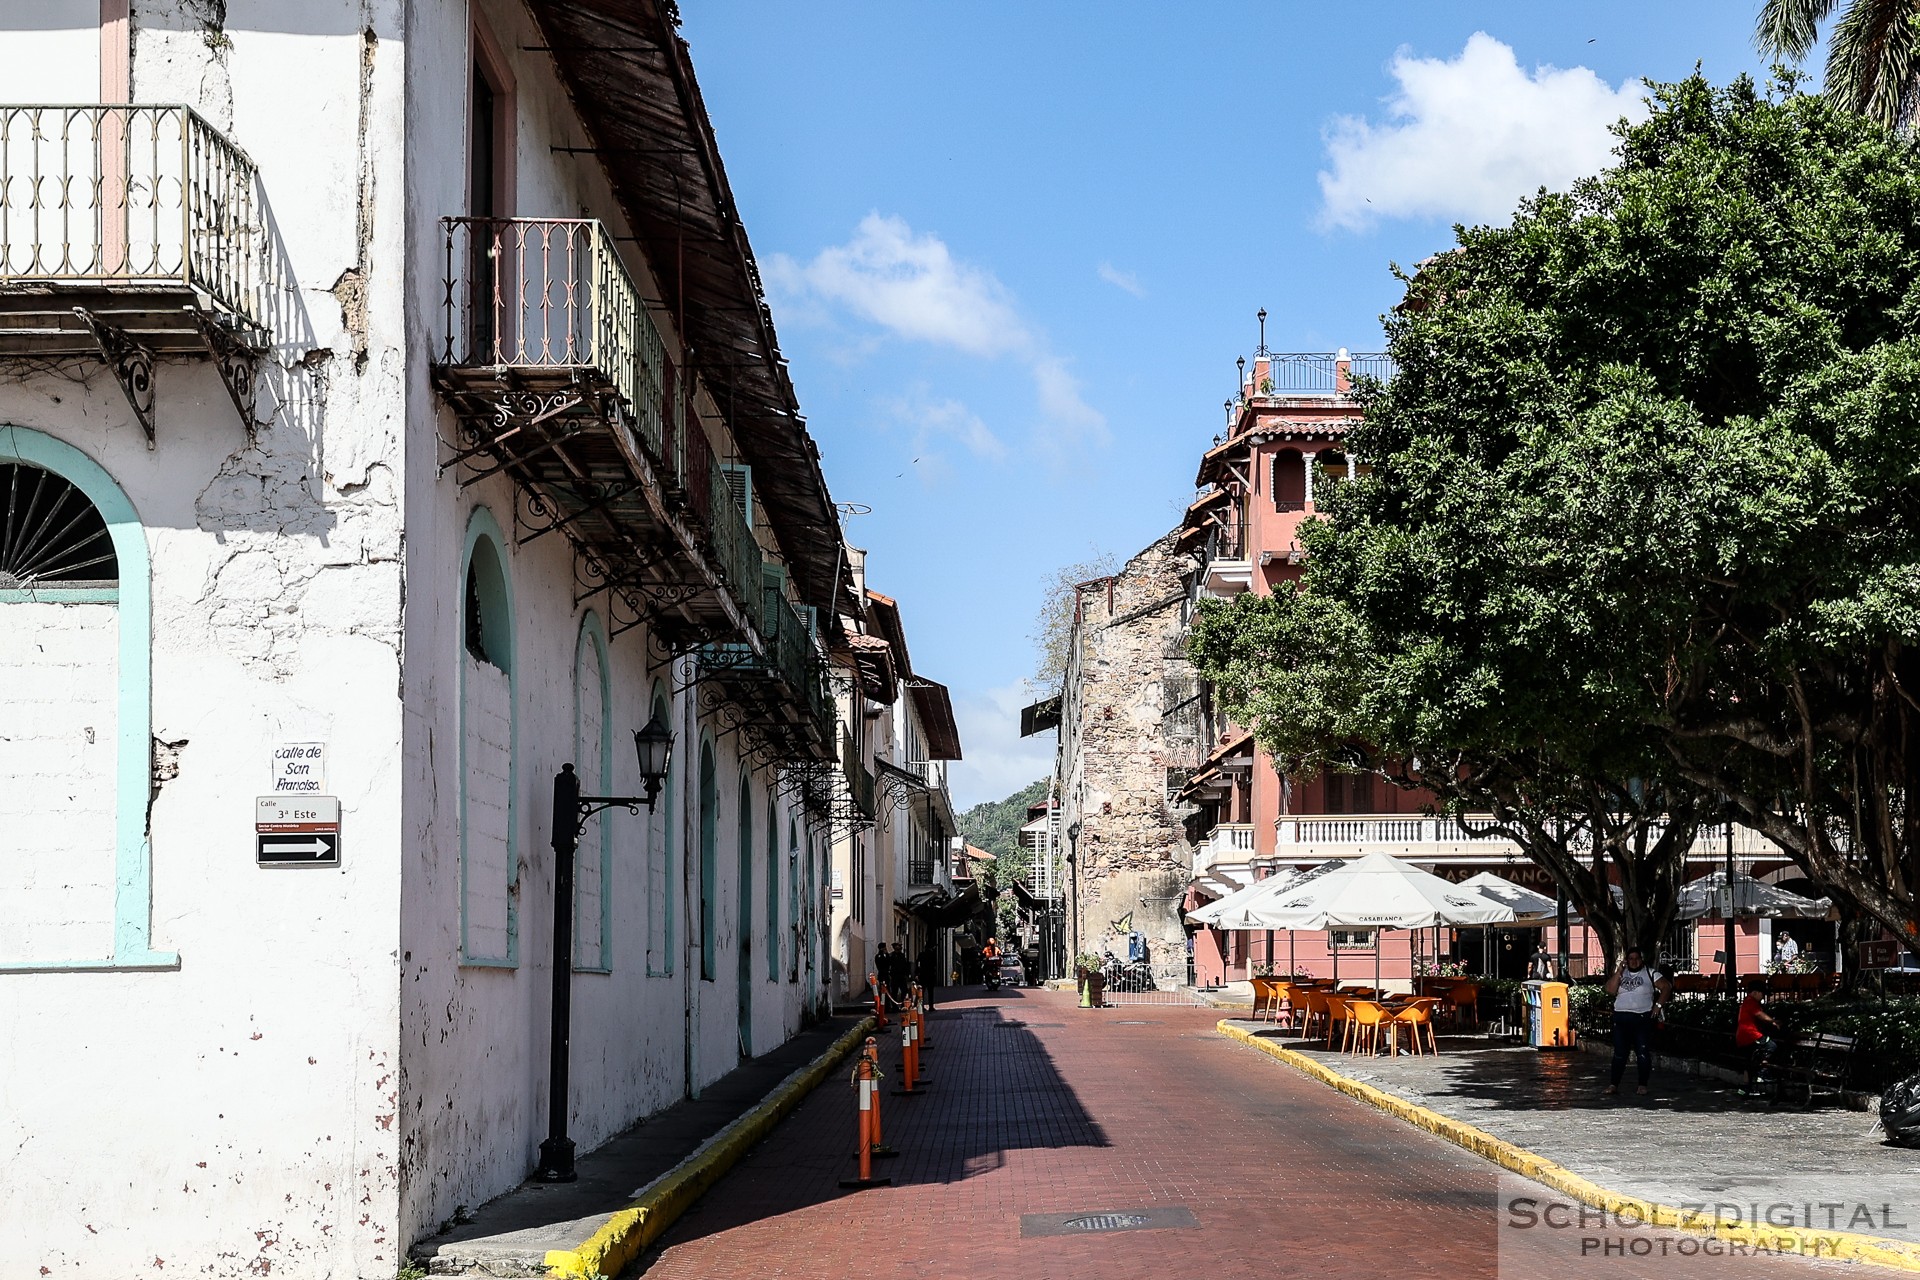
(635, 989, 1851, 1279)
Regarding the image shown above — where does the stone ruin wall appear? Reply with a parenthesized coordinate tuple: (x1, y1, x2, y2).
(1070, 532, 1195, 987)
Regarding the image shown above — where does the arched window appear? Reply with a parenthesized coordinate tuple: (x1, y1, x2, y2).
(766, 794, 781, 982)
(698, 737, 717, 980)
(737, 771, 754, 1055)
(647, 682, 674, 975)
(1272, 450, 1306, 512)
(460, 509, 517, 966)
(0, 431, 169, 970)
(573, 613, 611, 972)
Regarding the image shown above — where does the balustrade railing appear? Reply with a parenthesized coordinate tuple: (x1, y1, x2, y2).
(0, 104, 274, 337)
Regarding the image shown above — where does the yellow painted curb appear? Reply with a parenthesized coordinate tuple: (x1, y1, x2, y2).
(543, 1017, 877, 1279)
(1218, 1020, 1920, 1273)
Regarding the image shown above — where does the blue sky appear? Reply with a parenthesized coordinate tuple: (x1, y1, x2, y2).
(677, 2, 1777, 808)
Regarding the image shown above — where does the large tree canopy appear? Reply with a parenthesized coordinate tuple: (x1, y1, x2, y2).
(1192, 74, 1920, 959)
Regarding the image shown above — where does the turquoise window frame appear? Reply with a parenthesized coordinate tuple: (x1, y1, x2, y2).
(458, 506, 519, 968)
(648, 682, 674, 976)
(0, 425, 174, 973)
(572, 611, 613, 974)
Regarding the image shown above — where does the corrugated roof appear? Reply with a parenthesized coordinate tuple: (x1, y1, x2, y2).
(522, 0, 852, 616)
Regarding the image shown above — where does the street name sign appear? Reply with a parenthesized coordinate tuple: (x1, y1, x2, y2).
(271, 742, 328, 793)
(256, 795, 341, 866)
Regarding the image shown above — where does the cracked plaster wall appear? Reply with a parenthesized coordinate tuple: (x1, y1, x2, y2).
(1057, 534, 1197, 986)
(3, 4, 409, 1278)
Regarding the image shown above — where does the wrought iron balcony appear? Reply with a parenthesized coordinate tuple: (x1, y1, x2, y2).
(0, 104, 277, 440)
(433, 216, 782, 657)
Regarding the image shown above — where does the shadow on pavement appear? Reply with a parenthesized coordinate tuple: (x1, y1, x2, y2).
(637, 990, 1110, 1267)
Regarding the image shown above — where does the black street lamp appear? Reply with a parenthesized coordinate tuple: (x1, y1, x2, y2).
(534, 711, 673, 1184)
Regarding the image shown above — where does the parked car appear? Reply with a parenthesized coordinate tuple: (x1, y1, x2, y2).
(998, 952, 1025, 987)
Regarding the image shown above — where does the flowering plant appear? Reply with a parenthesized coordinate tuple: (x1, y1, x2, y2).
(1414, 957, 1469, 978)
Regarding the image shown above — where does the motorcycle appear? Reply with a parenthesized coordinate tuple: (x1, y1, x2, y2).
(983, 957, 1002, 990)
(1881, 1069, 1920, 1144)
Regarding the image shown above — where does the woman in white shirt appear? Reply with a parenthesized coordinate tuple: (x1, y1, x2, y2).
(1604, 945, 1671, 1096)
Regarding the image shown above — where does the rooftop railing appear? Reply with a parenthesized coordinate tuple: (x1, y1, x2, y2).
(0, 104, 274, 338)
(1255, 351, 1396, 395)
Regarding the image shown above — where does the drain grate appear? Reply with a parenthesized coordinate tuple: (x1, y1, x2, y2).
(1020, 1206, 1200, 1238)
(1064, 1213, 1151, 1233)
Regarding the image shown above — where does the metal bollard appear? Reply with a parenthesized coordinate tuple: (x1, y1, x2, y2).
(838, 1038, 892, 1188)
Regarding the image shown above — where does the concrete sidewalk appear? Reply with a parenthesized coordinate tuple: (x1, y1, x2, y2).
(1225, 1020, 1920, 1245)
(415, 1013, 865, 1276)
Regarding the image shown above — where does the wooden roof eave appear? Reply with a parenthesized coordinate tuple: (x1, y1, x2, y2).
(521, 0, 855, 619)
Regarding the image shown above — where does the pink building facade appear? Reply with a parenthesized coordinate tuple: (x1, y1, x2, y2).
(1175, 351, 1834, 990)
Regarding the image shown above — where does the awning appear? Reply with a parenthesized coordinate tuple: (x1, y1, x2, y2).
(910, 679, 961, 760)
(1020, 695, 1062, 737)
(848, 633, 897, 702)
(902, 883, 986, 927)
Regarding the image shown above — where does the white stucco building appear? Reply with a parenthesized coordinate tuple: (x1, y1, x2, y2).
(0, 3, 868, 1275)
(824, 557, 966, 1001)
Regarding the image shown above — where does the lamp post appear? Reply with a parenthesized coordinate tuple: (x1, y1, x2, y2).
(1725, 815, 1739, 1000)
(534, 711, 672, 1184)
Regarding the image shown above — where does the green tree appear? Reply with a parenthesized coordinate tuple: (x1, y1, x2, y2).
(1758, 0, 1920, 130)
(1029, 553, 1118, 692)
(1206, 73, 1920, 957)
(957, 778, 1048, 892)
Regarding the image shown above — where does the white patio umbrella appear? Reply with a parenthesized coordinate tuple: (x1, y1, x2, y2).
(1456, 870, 1570, 977)
(1238, 851, 1516, 989)
(1186, 863, 1335, 979)
(1674, 870, 1832, 922)
(1458, 871, 1561, 925)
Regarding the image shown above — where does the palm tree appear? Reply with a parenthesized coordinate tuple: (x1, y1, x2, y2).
(1757, 0, 1920, 129)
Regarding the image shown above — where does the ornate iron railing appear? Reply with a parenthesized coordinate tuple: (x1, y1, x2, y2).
(439, 216, 667, 457)
(0, 104, 274, 338)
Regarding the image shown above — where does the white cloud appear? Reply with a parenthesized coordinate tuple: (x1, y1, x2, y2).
(768, 214, 1106, 445)
(880, 389, 1008, 464)
(946, 681, 1057, 811)
(1318, 32, 1648, 232)
(1031, 356, 1108, 448)
(1097, 261, 1146, 298)
(767, 213, 1027, 356)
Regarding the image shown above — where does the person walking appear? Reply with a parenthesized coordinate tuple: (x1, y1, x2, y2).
(915, 944, 939, 1012)
(1776, 931, 1801, 968)
(884, 943, 908, 1004)
(1604, 945, 1671, 1097)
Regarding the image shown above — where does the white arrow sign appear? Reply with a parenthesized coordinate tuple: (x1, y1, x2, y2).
(256, 796, 341, 867)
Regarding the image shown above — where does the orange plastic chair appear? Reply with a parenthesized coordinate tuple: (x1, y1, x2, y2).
(1268, 981, 1298, 1028)
(1346, 999, 1390, 1056)
(1290, 986, 1320, 1038)
(1445, 982, 1480, 1029)
(1321, 994, 1353, 1050)
(1393, 998, 1439, 1055)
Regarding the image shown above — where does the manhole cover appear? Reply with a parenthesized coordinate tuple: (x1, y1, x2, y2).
(1064, 1214, 1151, 1232)
(1020, 1206, 1200, 1238)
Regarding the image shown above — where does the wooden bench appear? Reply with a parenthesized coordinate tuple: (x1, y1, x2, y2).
(1778, 1032, 1857, 1106)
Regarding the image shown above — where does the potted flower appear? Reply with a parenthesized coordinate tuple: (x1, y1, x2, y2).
(1075, 953, 1106, 1008)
